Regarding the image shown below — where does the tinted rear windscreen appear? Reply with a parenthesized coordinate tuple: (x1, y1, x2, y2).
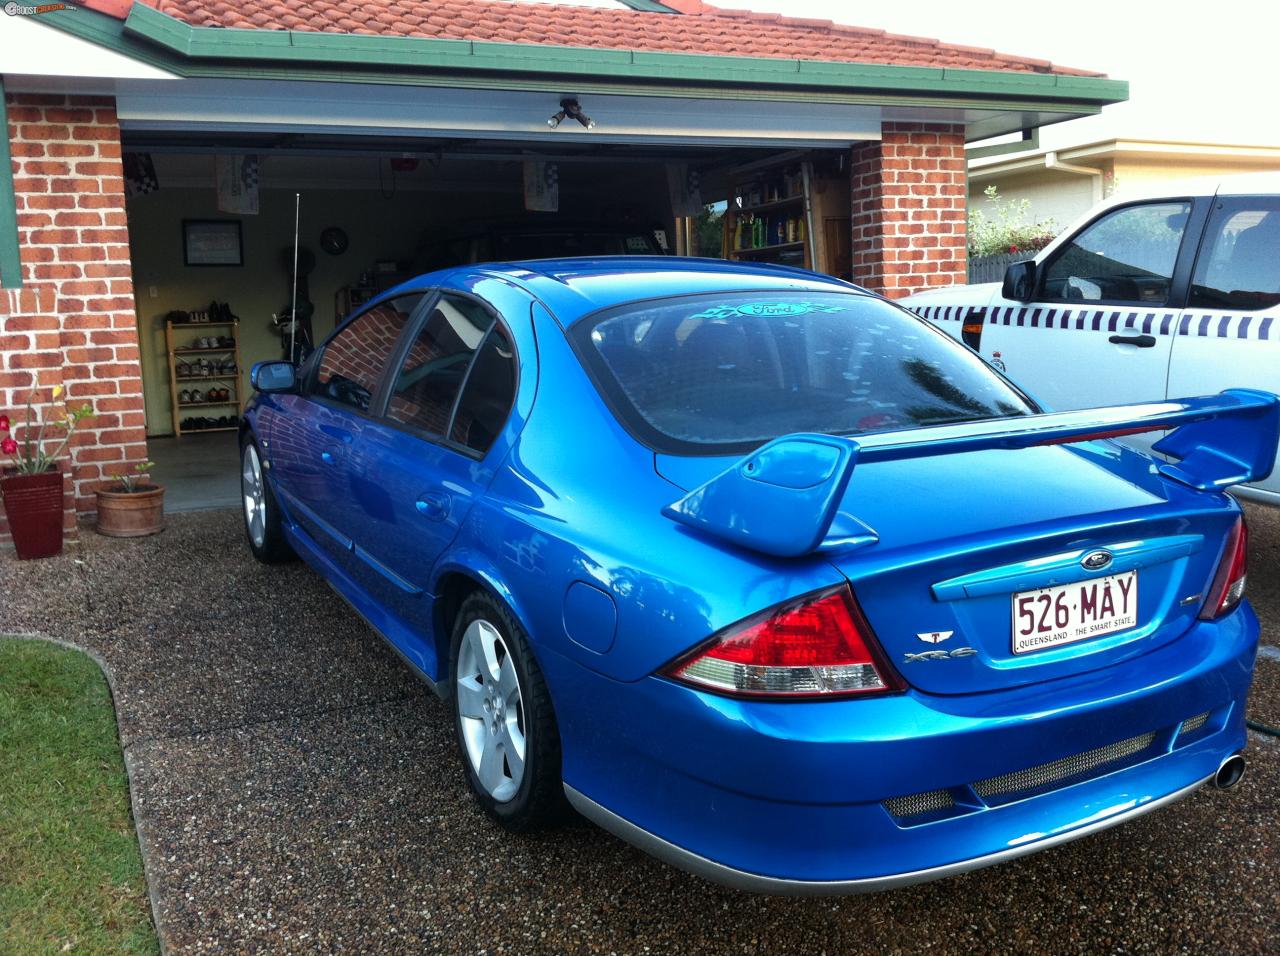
(574, 291, 1034, 455)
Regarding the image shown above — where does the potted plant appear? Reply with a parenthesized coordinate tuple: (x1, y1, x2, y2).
(0, 387, 94, 560)
(96, 461, 165, 538)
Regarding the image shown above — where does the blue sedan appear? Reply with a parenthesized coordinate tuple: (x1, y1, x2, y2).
(241, 258, 1277, 893)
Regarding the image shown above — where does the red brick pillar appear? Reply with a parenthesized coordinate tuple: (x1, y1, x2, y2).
(1, 93, 145, 544)
(850, 122, 967, 298)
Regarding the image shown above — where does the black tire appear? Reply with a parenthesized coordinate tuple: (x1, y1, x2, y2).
(239, 433, 294, 564)
(450, 590, 568, 831)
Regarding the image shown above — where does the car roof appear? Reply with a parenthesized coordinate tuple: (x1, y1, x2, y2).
(432, 257, 863, 325)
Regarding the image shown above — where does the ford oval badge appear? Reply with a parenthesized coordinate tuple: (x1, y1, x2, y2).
(1081, 549, 1113, 571)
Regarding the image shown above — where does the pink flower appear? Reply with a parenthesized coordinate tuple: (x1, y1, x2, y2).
(0, 415, 8, 431)
(1, 437, 17, 455)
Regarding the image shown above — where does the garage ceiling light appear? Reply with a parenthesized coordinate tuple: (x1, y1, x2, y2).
(548, 98, 596, 130)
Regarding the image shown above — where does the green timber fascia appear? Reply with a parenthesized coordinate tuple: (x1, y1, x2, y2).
(0, 79, 23, 289)
(38, 4, 1127, 117)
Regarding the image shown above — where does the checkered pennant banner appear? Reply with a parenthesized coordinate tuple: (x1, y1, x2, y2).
(123, 152, 159, 198)
(523, 159, 559, 213)
(216, 154, 260, 215)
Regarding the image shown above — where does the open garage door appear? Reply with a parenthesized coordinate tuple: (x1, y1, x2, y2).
(121, 129, 857, 442)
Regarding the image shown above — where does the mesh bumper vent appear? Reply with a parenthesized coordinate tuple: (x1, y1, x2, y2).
(974, 730, 1157, 801)
(884, 713, 1214, 825)
(1179, 711, 1211, 737)
(883, 788, 955, 819)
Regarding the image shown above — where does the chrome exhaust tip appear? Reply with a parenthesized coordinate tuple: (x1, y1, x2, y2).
(1213, 753, 1246, 790)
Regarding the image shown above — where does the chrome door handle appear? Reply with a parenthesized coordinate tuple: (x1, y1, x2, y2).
(415, 492, 450, 521)
(1109, 334, 1157, 348)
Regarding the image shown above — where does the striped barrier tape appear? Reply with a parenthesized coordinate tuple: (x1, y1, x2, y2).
(910, 304, 1277, 342)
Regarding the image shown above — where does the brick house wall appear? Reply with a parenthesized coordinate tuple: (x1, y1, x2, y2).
(851, 123, 968, 298)
(1, 92, 146, 544)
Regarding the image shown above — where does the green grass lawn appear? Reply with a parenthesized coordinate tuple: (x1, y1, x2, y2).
(0, 639, 158, 955)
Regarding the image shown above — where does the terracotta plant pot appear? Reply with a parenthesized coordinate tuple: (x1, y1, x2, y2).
(1, 469, 66, 560)
(96, 484, 166, 538)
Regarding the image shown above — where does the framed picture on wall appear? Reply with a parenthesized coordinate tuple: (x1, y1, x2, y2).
(183, 219, 243, 267)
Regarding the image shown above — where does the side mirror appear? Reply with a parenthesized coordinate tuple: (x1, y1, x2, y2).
(250, 360, 297, 393)
(1002, 260, 1037, 302)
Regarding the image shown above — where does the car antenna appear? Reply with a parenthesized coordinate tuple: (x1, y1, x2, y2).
(290, 192, 301, 364)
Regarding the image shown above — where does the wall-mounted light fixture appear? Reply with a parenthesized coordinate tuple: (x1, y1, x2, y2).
(547, 97, 596, 130)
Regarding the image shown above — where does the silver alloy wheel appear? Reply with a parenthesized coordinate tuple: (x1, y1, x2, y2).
(242, 443, 267, 549)
(456, 618, 527, 802)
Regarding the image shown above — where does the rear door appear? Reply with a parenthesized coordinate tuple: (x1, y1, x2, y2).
(1170, 192, 1280, 502)
(979, 198, 1204, 415)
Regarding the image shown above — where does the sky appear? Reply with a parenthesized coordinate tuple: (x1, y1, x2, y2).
(722, 0, 1280, 149)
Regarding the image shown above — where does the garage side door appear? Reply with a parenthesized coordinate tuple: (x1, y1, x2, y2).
(1170, 194, 1280, 502)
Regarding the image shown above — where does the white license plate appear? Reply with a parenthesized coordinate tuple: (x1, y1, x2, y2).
(1011, 570, 1138, 655)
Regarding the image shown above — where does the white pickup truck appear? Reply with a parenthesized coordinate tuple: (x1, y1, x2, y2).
(904, 173, 1280, 505)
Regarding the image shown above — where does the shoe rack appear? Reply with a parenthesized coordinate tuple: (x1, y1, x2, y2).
(165, 318, 244, 437)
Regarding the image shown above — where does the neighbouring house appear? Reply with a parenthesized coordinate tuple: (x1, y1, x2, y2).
(969, 137, 1280, 230)
(0, 0, 1126, 544)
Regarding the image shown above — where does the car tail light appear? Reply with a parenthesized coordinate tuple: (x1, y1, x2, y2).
(1200, 516, 1248, 621)
(663, 586, 904, 699)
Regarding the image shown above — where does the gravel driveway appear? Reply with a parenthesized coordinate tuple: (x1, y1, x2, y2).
(3, 504, 1277, 954)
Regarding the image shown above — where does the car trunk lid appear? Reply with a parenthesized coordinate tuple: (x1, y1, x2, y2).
(657, 443, 1235, 694)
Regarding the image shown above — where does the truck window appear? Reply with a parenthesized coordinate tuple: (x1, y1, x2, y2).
(1189, 197, 1280, 311)
(1040, 201, 1192, 306)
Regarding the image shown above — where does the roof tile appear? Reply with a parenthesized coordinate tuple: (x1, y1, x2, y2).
(85, 0, 1103, 76)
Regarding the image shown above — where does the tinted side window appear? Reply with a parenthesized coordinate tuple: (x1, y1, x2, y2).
(1189, 197, 1280, 310)
(1041, 201, 1192, 305)
(450, 326, 516, 454)
(314, 294, 424, 412)
(386, 295, 493, 436)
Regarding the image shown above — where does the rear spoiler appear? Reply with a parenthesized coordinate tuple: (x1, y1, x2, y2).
(663, 389, 1280, 559)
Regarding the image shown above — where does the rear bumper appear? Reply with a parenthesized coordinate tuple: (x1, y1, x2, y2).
(550, 604, 1258, 891)
(564, 771, 1212, 895)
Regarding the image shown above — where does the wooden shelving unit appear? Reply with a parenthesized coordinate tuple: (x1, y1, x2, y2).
(721, 152, 852, 279)
(165, 319, 244, 437)
(724, 157, 813, 270)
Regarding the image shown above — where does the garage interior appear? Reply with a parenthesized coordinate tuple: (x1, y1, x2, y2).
(125, 133, 856, 507)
